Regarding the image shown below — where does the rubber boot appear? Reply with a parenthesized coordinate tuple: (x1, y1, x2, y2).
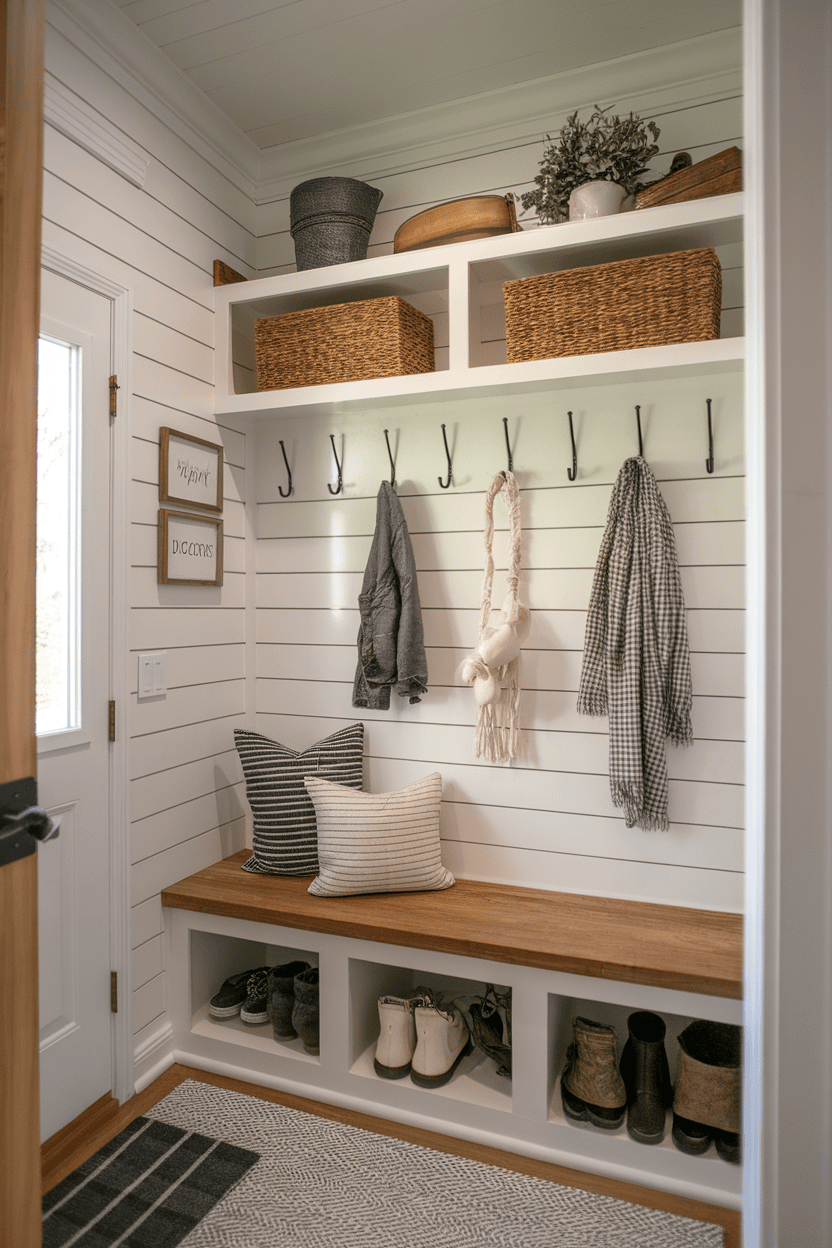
(561, 1017, 626, 1130)
(267, 960, 311, 1041)
(291, 966, 320, 1054)
(672, 1019, 742, 1163)
(619, 1011, 673, 1144)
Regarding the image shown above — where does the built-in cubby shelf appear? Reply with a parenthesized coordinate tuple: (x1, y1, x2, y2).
(163, 857, 743, 1211)
(214, 191, 743, 422)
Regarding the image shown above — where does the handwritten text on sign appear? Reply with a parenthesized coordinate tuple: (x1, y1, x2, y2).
(169, 433, 219, 509)
(166, 514, 219, 581)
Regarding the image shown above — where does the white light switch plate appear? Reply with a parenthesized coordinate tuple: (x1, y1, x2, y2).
(138, 652, 167, 698)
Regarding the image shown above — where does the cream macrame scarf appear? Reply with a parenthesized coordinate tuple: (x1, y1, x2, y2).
(460, 470, 530, 763)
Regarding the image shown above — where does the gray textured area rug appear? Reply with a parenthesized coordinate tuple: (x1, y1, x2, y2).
(143, 1080, 725, 1247)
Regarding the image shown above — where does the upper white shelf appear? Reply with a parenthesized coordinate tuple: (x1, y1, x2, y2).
(214, 192, 744, 421)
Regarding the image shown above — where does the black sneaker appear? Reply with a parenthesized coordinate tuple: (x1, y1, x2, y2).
(240, 967, 271, 1024)
(209, 966, 270, 1019)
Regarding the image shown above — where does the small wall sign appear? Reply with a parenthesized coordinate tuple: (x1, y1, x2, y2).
(159, 427, 223, 513)
(158, 509, 223, 586)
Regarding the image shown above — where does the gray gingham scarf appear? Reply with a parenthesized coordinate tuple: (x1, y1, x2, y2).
(577, 456, 692, 831)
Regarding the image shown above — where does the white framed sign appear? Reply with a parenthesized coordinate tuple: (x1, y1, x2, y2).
(157, 509, 223, 586)
(159, 427, 223, 513)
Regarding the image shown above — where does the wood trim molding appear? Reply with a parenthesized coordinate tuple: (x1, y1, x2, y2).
(44, 71, 150, 187)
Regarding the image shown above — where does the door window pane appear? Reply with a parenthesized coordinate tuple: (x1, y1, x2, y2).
(36, 336, 81, 736)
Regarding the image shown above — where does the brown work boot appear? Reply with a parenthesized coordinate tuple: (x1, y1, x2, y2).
(561, 1016, 626, 1130)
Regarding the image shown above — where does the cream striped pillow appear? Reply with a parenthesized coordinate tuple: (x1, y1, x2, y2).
(304, 772, 455, 898)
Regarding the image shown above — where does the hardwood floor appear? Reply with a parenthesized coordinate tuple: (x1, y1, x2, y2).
(41, 1062, 741, 1247)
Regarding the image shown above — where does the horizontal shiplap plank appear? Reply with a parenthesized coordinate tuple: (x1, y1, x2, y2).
(130, 679, 246, 739)
(256, 642, 743, 698)
(442, 841, 743, 912)
(132, 398, 247, 467)
(132, 354, 214, 421)
(254, 683, 743, 782)
(134, 315, 214, 387)
(131, 820, 247, 906)
(132, 934, 163, 992)
(255, 563, 744, 612)
(131, 747, 243, 822)
(256, 605, 746, 652)
(132, 973, 165, 1035)
(257, 475, 745, 538)
(132, 783, 247, 865)
(131, 712, 247, 780)
(131, 566, 246, 610)
(130, 643, 246, 695)
(256, 520, 745, 574)
(132, 895, 163, 950)
(131, 480, 245, 538)
(130, 607, 245, 650)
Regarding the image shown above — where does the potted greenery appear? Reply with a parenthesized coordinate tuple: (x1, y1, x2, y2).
(521, 105, 661, 224)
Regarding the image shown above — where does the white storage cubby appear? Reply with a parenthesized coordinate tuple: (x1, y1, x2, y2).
(166, 905, 742, 1211)
(214, 191, 744, 420)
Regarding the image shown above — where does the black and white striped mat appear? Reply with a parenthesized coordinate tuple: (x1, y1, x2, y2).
(42, 1114, 258, 1247)
(134, 1079, 725, 1247)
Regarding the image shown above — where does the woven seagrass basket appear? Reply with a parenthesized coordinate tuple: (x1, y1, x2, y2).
(255, 295, 435, 391)
(503, 247, 721, 362)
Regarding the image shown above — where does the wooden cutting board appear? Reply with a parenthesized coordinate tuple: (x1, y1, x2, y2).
(635, 146, 742, 209)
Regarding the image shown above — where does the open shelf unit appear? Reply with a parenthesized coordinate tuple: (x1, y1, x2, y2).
(165, 905, 742, 1211)
(214, 192, 743, 421)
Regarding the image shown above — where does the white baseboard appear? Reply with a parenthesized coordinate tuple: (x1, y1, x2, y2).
(133, 1020, 175, 1094)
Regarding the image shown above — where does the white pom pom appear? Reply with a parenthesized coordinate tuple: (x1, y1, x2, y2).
(474, 671, 499, 706)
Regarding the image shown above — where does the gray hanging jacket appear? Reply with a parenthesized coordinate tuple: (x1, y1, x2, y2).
(352, 481, 428, 710)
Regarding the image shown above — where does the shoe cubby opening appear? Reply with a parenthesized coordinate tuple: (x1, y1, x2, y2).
(189, 929, 320, 1061)
(548, 993, 742, 1171)
(348, 957, 513, 1113)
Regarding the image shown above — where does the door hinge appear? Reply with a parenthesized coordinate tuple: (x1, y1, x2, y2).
(108, 700, 116, 742)
(109, 375, 120, 419)
(111, 971, 118, 1014)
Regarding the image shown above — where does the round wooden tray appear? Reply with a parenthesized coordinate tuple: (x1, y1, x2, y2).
(393, 194, 519, 253)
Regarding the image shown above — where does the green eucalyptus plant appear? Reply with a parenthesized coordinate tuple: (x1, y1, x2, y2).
(521, 106, 661, 224)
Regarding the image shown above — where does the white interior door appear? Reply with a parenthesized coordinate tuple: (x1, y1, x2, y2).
(37, 268, 114, 1142)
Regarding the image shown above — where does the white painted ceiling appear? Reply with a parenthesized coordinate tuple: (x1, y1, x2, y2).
(114, 0, 741, 151)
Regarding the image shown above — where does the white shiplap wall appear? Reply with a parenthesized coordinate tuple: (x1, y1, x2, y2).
(251, 84, 745, 914)
(43, 15, 255, 1069)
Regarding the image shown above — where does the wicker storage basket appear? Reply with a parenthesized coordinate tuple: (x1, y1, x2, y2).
(255, 295, 435, 391)
(503, 247, 721, 362)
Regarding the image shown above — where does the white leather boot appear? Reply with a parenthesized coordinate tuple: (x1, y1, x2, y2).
(411, 1001, 473, 1088)
(374, 989, 431, 1079)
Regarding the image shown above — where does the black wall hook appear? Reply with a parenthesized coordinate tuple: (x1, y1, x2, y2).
(278, 439, 292, 497)
(567, 411, 577, 481)
(503, 417, 514, 476)
(327, 433, 343, 495)
(635, 405, 644, 458)
(438, 423, 452, 489)
(705, 398, 715, 474)
(384, 428, 396, 489)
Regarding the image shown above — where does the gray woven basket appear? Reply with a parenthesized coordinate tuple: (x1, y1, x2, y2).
(290, 177, 383, 271)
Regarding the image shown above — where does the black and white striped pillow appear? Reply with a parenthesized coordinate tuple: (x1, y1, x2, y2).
(235, 724, 364, 876)
(304, 772, 455, 897)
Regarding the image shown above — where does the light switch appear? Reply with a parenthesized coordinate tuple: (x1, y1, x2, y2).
(138, 652, 167, 698)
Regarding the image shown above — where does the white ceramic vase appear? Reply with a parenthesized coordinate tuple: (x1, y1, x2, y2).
(568, 180, 626, 221)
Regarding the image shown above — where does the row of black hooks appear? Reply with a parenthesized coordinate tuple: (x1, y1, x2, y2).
(276, 400, 716, 497)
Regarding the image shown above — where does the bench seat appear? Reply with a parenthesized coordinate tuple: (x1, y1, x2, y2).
(162, 849, 742, 999)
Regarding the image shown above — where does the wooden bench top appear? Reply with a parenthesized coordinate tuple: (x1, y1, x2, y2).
(162, 850, 743, 1000)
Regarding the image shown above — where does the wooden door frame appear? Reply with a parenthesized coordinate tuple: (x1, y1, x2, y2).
(0, 0, 45, 1244)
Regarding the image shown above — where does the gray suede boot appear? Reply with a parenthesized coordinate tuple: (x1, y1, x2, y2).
(268, 960, 311, 1041)
(291, 966, 320, 1054)
(561, 1016, 626, 1130)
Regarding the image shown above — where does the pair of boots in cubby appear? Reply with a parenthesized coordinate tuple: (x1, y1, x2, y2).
(560, 1012, 741, 1163)
(374, 984, 512, 1088)
(208, 960, 320, 1054)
